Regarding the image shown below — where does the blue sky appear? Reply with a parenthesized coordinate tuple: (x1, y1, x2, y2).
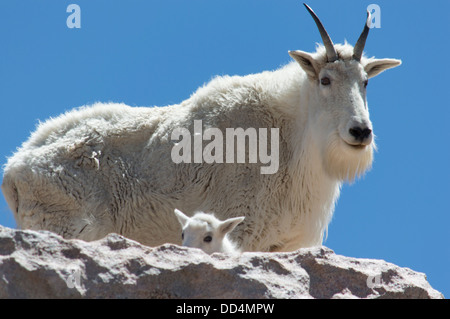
(0, 0, 448, 297)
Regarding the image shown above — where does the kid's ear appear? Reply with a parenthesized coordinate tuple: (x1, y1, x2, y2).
(219, 216, 245, 236)
(289, 50, 321, 79)
(174, 209, 190, 227)
(364, 58, 402, 78)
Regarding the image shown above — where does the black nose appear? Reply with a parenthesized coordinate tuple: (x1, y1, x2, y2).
(349, 127, 372, 142)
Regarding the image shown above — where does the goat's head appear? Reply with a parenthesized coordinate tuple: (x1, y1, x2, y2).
(289, 4, 401, 181)
(174, 209, 245, 254)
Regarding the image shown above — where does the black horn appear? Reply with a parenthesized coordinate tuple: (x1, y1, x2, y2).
(303, 3, 338, 63)
(353, 11, 371, 61)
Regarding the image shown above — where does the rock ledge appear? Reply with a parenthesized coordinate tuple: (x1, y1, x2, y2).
(0, 226, 443, 299)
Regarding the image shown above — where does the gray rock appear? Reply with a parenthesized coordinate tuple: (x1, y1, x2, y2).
(0, 225, 443, 299)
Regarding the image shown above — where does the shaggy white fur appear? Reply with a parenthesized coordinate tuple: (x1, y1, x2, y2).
(1, 35, 400, 252)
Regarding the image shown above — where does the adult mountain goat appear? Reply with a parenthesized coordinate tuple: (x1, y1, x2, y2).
(1, 4, 401, 252)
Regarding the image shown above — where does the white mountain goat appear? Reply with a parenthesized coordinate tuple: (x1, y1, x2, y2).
(1, 4, 401, 252)
(174, 209, 244, 254)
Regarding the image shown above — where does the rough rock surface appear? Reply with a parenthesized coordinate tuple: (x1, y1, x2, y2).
(0, 225, 443, 299)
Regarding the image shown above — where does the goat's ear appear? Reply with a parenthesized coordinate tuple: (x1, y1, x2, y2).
(174, 209, 189, 227)
(364, 58, 402, 79)
(219, 216, 245, 236)
(289, 50, 320, 79)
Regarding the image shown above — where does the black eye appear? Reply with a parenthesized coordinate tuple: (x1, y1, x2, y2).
(181, 232, 184, 240)
(320, 77, 331, 86)
(203, 235, 212, 243)
(364, 79, 369, 88)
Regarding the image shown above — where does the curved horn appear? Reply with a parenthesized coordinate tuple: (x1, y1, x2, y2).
(353, 11, 371, 61)
(303, 3, 338, 63)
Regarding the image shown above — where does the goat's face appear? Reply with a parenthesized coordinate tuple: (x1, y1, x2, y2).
(180, 219, 221, 254)
(174, 209, 244, 254)
(290, 47, 400, 181)
(289, 5, 401, 181)
(315, 60, 372, 149)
